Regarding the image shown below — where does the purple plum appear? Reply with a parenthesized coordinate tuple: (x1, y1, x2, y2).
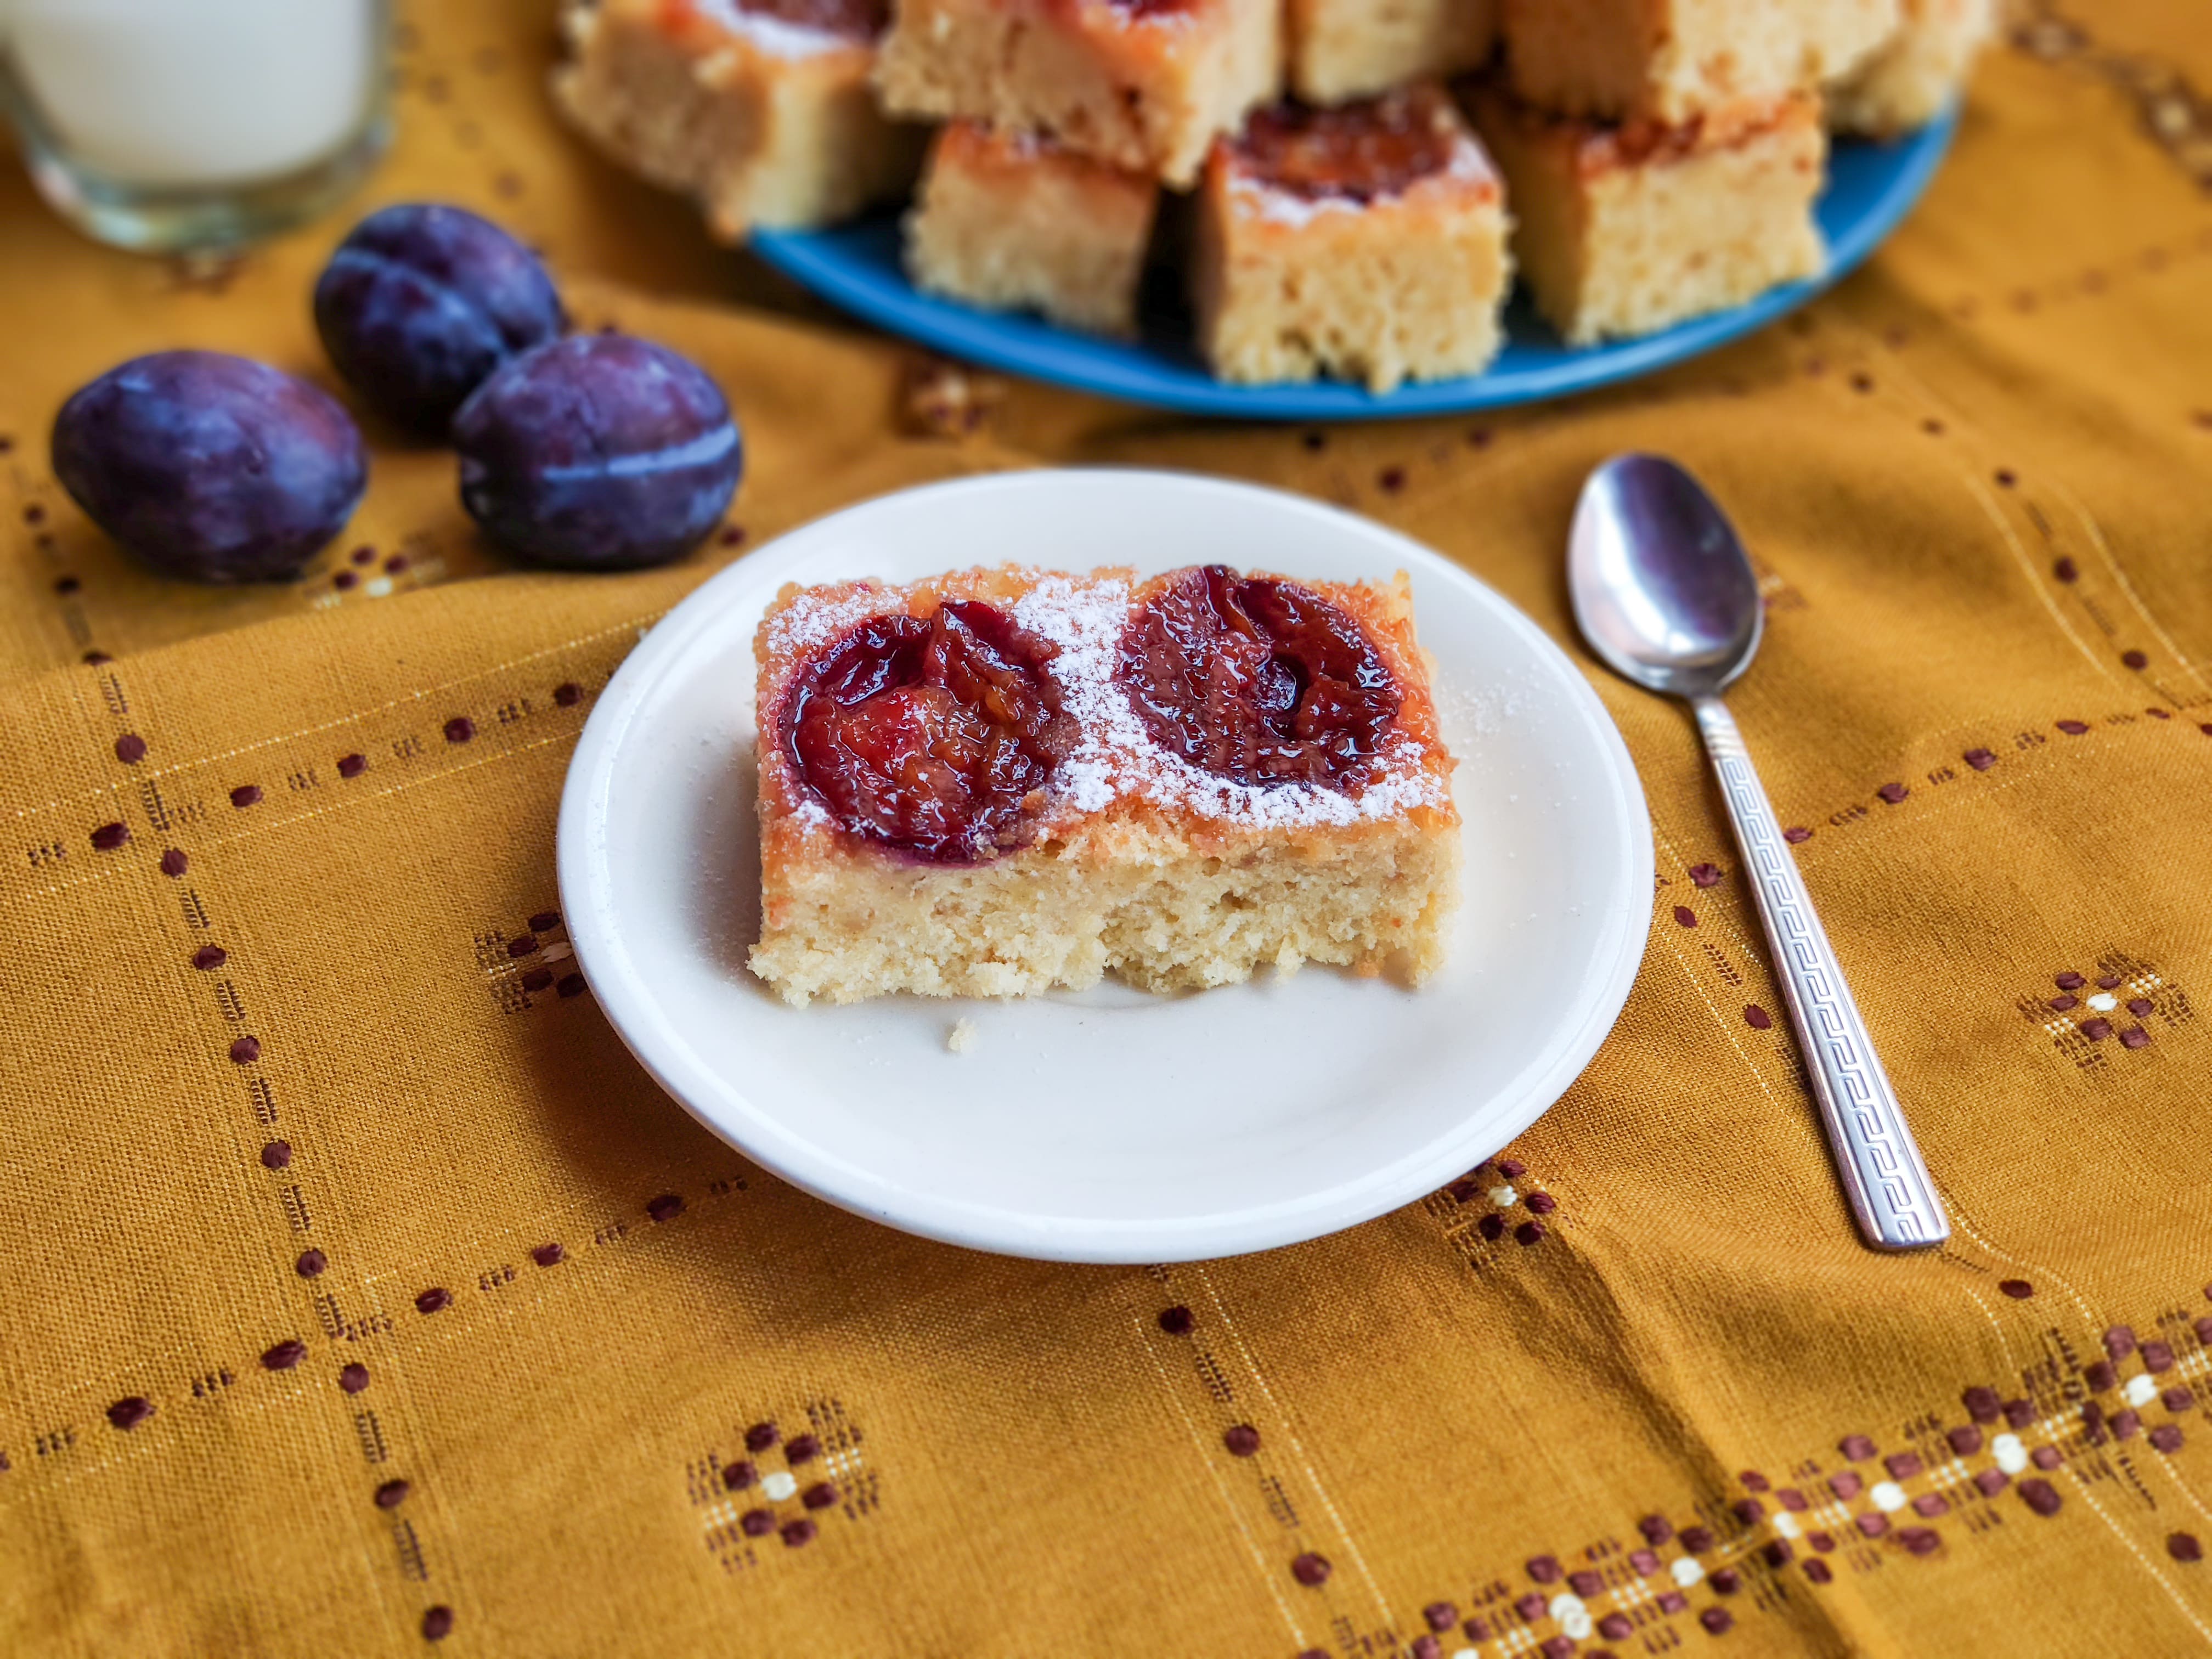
(452, 334, 742, 571)
(51, 351, 367, 584)
(314, 203, 564, 432)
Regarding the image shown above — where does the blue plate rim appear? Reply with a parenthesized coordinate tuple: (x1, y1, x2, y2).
(752, 108, 1957, 421)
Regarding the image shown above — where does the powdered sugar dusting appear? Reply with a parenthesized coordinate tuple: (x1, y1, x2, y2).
(761, 579, 905, 661)
(1228, 128, 1500, 228)
(1230, 177, 1362, 229)
(1014, 574, 1132, 816)
(1442, 130, 1502, 192)
(1013, 574, 1449, 831)
(691, 0, 854, 57)
(762, 569, 1449, 836)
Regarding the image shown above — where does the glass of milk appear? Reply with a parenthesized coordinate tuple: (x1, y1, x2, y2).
(0, 0, 392, 252)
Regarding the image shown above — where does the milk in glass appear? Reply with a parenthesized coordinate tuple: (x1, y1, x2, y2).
(6, 0, 378, 184)
(0, 0, 390, 247)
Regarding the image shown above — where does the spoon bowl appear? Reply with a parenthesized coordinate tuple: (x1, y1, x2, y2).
(1569, 453, 1763, 699)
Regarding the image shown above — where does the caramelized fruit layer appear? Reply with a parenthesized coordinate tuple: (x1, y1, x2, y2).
(731, 0, 889, 40)
(1091, 0, 1203, 17)
(783, 601, 1073, 861)
(1116, 566, 1401, 791)
(1232, 97, 1456, 203)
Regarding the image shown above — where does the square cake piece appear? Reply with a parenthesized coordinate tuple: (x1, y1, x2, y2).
(556, 0, 922, 235)
(873, 0, 1279, 187)
(1468, 88, 1825, 345)
(1289, 0, 1497, 107)
(1193, 87, 1511, 392)
(905, 121, 1160, 336)
(1826, 0, 1991, 135)
(749, 565, 1460, 1005)
(1499, 0, 1898, 122)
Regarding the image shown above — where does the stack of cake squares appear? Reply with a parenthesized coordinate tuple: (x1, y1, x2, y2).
(556, 0, 1989, 391)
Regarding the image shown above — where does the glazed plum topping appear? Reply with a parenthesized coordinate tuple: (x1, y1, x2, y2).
(1116, 567, 1401, 791)
(1233, 97, 1455, 204)
(1094, 0, 1202, 17)
(784, 601, 1073, 861)
(736, 0, 889, 39)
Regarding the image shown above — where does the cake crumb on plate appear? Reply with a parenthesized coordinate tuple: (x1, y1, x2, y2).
(947, 1017, 978, 1054)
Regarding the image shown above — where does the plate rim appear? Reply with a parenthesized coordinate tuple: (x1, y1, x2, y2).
(558, 469, 1655, 1261)
(749, 112, 1958, 421)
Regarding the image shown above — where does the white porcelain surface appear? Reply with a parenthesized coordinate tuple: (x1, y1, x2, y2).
(558, 471, 1652, 1262)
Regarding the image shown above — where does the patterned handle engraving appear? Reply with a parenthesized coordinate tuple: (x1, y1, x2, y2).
(1695, 699, 1948, 1250)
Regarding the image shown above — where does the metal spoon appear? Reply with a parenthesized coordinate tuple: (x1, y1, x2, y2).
(1568, 453, 1948, 1250)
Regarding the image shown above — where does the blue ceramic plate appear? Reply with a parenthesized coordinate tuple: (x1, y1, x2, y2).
(752, 110, 1956, 420)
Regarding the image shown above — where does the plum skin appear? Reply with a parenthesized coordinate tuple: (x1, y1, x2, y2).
(452, 334, 742, 571)
(51, 351, 368, 584)
(314, 202, 565, 432)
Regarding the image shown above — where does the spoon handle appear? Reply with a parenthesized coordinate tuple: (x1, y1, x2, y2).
(1691, 697, 1949, 1250)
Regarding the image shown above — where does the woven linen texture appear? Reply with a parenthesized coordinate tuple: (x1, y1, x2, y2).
(2, 3, 2210, 1654)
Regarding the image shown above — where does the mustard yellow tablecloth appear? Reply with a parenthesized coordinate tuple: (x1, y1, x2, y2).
(4, 4, 2212, 1655)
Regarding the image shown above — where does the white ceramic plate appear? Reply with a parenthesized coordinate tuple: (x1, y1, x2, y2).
(558, 471, 1652, 1262)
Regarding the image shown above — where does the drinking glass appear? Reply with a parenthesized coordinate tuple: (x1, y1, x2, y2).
(0, 0, 393, 252)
